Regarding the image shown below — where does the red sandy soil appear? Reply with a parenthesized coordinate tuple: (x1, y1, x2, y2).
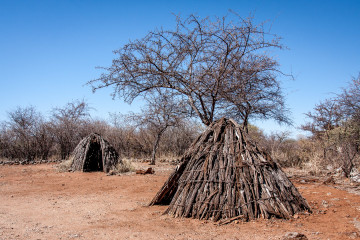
(1, 162, 360, 240)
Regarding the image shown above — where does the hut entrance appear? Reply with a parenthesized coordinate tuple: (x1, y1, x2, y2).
(83, 140, 103, 172)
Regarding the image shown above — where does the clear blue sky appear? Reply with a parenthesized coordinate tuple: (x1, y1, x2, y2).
(1, 0, 359, 137)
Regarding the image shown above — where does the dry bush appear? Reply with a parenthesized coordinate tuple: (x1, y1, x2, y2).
(251, 129, 325, 171)
(57, 158, 74, 172)
(301, 146, 325, 175)
(247, 128, 306, 168)
(110, 159, 135, 174)
(300, 75, 360, 176)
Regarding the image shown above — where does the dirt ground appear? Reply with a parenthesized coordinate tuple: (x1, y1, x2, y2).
(1, 162, 360, 240)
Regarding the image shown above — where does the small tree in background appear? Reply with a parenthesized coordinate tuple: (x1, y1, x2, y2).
(127, 92, 188, 165)
(3, 106, 53, 161)
(302, 98, 342, 160)
(335, 74, 360, 176)
(50, 100, 91, 159)
(303, 74, 360, 176)
(33, 121, 54, 160)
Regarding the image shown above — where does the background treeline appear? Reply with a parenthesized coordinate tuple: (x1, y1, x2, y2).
(0, 75, 359, 176)
(0, 100, 200, 163)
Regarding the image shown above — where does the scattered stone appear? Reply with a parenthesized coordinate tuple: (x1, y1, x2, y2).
(282, 232, 308, 240)
(136, 168, 155, 175)
(68, 233, 81, 238)
(319, 209, 327, 214)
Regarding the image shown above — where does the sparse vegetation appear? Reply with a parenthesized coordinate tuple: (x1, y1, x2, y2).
(301, 74, 360, 176)
(0, 11, 358, 182)
(0, 101, 200, 165)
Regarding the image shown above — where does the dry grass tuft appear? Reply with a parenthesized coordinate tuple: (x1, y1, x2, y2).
(57, 158, 73, 172)
(109, 159, 136, 175)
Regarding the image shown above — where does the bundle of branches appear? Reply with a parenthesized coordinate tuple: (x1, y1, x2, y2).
(150, 118, 310, 221)
(71, 133, 120, 173)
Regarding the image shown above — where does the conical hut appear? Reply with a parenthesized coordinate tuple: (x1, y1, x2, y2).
(71, 133, 119, 173)
(150, 118, 310, 221)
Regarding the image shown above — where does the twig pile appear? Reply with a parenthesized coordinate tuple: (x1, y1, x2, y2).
(71, 133, 119, 173)
(150, 118, 310, 221)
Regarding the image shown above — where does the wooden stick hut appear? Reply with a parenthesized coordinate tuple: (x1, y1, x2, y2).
(71, 133, 119, 173)
(150, 118, 310, 221)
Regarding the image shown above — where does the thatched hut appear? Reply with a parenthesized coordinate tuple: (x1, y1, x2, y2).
(71, 133, 119, 173)
(150, 118, 310, 221)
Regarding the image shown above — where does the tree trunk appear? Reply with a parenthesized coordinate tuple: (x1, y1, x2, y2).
(150, 128, 167, 165)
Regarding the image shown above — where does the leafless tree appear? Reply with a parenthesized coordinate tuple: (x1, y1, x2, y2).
(158, 120, 202, 157)
(89, 12, 290, 130)
(337, 75, 360, 175)
(339, 74, 360, 122)
(268, 131, 291, 154)
(50, 100, 91, 159)
(5, 106, 44, 161)
(302, 74, 360, 176)
(302, 99, 342, 137)
(34, 121, 54, 160)
(302, 98, 343, 162)
(127, 92, 188, 164)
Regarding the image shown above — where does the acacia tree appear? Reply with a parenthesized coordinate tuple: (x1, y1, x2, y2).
(89, 12, 290, 129)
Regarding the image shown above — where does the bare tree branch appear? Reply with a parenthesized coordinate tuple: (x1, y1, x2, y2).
(89, 12, 290, 128)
